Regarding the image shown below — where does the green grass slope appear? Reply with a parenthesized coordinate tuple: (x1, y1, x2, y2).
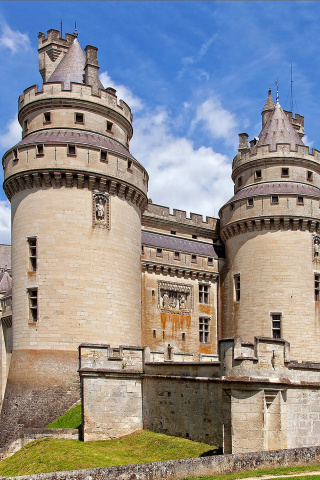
(46, 404, 82, 429)
(0, 430, 216, 477)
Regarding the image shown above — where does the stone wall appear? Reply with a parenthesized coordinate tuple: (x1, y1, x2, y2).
(3, 445, 320, 480)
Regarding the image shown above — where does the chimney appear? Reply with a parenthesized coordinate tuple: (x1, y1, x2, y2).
(84, 45, 100, 95)
(238, 133, 249, 151)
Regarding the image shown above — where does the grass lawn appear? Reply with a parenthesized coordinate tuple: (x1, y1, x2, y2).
(182, 465, 320, 480)
(0, 430, 216, 477)
(46, 404, 82, 429)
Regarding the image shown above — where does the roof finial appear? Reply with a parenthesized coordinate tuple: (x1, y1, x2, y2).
(60, 19, 63, 38)
(275, 80, 279, 104)
(73, 22, 78, 38)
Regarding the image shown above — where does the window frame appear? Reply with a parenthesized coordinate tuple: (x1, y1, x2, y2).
(271, 312, 281, 339)
(27, 236, 37, 272)
(281, 167, 289, 177)
(315, 273, 320, 301)
(199, 317, 210, 343)
(75, 112, 84, 124)
(199, 283, 209, 304)
(28, 287, 38, 323)
(234, 274, 240, 302)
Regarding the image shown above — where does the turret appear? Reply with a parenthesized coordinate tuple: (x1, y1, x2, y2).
(0, 29, 148, 447)
(219, 90, 320, 362)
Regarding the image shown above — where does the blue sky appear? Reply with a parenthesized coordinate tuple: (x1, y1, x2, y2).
(0, 1, 319, 243)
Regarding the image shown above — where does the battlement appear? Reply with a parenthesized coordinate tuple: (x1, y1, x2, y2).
(232, 142, 320, 172)
(18, 82, 133, 124)
(79, 344, 145, 372)
(284, 110, 304, 137)
(38, 29, 76, 48)
(143, 202, 218, 230)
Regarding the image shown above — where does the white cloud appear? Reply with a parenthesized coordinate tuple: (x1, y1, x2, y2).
(0, 201, 11, 245)
(0, 21, 30, 54)
(99, 71, 143, 112)
(131, 108, 234, 218)
(178, 34, 216, 80)
(191, 97, 238, 145)
(0, 118, 21, 150)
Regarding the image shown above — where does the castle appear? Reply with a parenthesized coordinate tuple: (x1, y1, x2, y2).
(1, 28, 320, 454)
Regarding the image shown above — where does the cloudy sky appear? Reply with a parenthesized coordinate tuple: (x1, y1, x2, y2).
(0, 1, 320, 244)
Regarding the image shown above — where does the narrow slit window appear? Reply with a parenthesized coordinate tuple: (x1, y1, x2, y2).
(28, 237, 37, 272)
(271, 313, 281, 339)
(199, 317, 210, 343)
(106, 121, 113, 132)
(230, 203, 234, 211)
(315, 274, 320, 301)
(199, 284, 209, 304)
(13, 149, 18, 160)
(191, 254, 197, 263)
(153, 329, 156, 338)
(238, 176, 243, 187)
(182, 332, 186, 342)
(28, 288, 38, 323)
(23, 119, 28, 131)
(234, 274, 240, 301)
(128, 160, 133, 170)
(156, 248, 162, 257)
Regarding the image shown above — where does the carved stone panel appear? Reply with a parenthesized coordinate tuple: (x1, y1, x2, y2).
(93, 193, 110, 229)
(158, 281, 193, 314)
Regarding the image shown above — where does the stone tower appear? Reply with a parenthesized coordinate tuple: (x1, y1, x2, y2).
(0, 29, 148, 444)
(219, 90, 320, 362)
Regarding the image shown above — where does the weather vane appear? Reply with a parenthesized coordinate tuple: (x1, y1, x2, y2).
(275, 80, 279, 104)
(73, 22, 78, 38)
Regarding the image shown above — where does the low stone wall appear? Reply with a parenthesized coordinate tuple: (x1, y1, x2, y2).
(2, 445, 320, 480)
(0, 429, 79, 460)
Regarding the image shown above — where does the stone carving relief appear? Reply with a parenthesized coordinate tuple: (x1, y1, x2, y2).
(93, 193, 110, 229)
(313, 235, 320, 261)
(158, 281, 193, 314)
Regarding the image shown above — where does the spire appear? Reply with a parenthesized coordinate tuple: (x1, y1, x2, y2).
(257, 102, 304, 151)
(47, 38, 104, 90)
(261, 89, 275, 127)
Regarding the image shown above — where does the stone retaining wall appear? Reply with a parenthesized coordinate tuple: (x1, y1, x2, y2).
(2, 445, 320, 480)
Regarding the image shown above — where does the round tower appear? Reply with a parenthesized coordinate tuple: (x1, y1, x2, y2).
(0, 29, 148, 442)
(219, 89, 320, 362)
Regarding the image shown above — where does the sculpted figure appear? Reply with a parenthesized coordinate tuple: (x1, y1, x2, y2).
(179, 294, 186, 309)
(96, 198, 105, 220)
(162, 292, 170, 308)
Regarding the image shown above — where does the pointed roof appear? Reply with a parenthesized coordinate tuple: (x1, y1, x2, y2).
(262, 88, 275, 112)
(257, 102, 304, 150)
(47, 39, 104, 90)
(0, 271, 12, 295)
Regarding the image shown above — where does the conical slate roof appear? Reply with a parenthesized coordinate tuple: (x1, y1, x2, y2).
(47, 39, 104, 90)
(0, 271, 12, 295)
(262, 89, 275, 112)
(257, 102, 304, 150)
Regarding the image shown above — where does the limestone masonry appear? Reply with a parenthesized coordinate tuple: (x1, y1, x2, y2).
(1, 28, 320, 454)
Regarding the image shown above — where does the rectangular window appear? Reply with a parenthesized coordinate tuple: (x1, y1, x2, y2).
(68, 144, 76, 155)
(156, 248, 162, 257)
(153, 329, 156, 338)
(315, 274, 320, 301)
(107, 121, 113, 132)
(192, 234, 197, 239)
(28, 237, 37, 271)
(208, 257, 213, 266)
(247, 198, 254, 206)
(230, 203, 234, 211)
(199, 317, 210, 343)
(271, 313, 281, 339)
(13, 149, 18, 161)
(191, 254, 197, 263)
(297, 196, 304, 205)
(100, 150, 108, 162)
(75, 113, 84, 124)
(271, 195, 279, 204)
(199, 284, 209, 304)
(281, 168, 289, 177)
(238, 176, 242, 187)
(174, 251, 180, 260)
(170, 230, 176, 235)
(307, 171, 313, 182)
(28, 288, 38, 323)
(127, 159, 133, 170)
(255, 170, 262, 180)
(234, 274, 240, 301)
(43, 112, 51, 123)
(182, 332, 186, 341)
(23, 119, 28, 131)
(36, 144, 44, 156)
